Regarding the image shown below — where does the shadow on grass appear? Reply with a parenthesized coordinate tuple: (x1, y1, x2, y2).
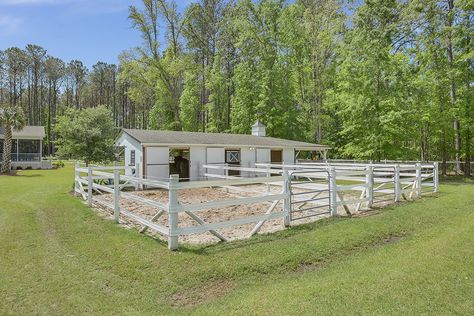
(18, 173, 43, 178)
(440, 176, 474, 185)
(0, 172, 43, 178)
(151, 236, 169, 249)
(176, 194, 434, 256)
(178, 216, 350, 255)
(107, 184, 446, 256)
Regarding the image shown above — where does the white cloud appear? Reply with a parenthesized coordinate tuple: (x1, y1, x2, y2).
(0, 14, 22, 35)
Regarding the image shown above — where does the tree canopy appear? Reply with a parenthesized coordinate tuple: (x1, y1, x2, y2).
(0, 0, 472, 174)
(54, 106, 117, 165)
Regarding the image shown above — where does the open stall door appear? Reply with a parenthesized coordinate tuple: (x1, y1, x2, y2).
(145, 147, 169, 181)
(170, 148, 190, 180)
(271, 150, 283, 164)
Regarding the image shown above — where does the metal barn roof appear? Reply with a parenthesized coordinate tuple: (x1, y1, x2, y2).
(121, 129, 329, 150)
(0, 126, 45, 139)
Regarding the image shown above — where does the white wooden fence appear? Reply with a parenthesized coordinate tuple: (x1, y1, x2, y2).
(204, 163, 372, 218)
(74, 161, 438, 251)
(74, 163, 291, 250)
(315, 161, 438, 198)
(206, 161, 438, 216)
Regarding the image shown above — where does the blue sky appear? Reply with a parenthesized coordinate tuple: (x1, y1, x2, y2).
(0, 0, 194, 68)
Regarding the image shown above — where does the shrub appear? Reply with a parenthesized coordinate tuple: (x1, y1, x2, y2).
(52, 160, 65, 169)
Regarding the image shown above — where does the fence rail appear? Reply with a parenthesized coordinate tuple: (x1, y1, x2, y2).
(75, 163, 292, 250)
(75, 160, 439, 251)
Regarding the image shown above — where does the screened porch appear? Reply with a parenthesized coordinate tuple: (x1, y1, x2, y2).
(0, 139, 42, 162)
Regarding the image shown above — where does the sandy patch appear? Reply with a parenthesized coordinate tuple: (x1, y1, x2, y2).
(92, 183, 374, 245)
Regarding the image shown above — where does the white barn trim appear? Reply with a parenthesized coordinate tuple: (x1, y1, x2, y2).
(116, 123, 329, 181)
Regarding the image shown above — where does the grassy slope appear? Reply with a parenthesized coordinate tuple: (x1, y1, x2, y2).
(0, 165, 473, 315)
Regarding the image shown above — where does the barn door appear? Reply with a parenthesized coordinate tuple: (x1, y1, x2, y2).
(256, 148, 270, 163)
(206, 148, 225, 176)
(145, 147, 169, 181)
(271, 150, 283, 164)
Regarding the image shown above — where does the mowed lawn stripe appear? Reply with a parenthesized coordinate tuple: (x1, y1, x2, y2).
(0, 165, 473, 314)
(195, 198, 474, 315)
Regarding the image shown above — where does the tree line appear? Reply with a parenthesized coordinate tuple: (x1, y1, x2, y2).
(0, 46, 145, 156)
(0, 0, 472, 175)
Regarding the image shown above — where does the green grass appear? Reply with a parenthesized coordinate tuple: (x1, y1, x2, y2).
(1, 165, 473, 315)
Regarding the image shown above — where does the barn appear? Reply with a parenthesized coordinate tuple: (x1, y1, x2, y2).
(115, 121, 329, 181)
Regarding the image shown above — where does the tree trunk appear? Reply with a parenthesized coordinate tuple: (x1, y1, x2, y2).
(465, 128, 472, 177)
(1, 123, 13, 174)
(442, 131, 448, 176)
(420, 127, 425, 161)
(48, 80, 52, 156)
(446, 0, 461, 174)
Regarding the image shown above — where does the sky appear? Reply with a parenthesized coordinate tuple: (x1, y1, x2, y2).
(0, 0, 194, 68)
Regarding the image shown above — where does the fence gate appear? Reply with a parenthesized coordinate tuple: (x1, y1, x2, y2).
(289, 170, 331, 221)
(372, 166, 396, 205)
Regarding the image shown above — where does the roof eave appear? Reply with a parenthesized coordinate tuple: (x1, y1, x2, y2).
(294, 146, 331, 151)
(117, 129, 142, 144)
(141, 142, 330, 150)
(0, 135, 45, 139)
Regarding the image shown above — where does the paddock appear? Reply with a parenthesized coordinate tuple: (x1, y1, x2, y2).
(74, 161, 438, 250)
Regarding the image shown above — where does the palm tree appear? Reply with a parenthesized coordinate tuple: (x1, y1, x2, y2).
(0, 104, 26, 174)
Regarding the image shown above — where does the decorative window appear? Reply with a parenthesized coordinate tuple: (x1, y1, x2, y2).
(226, 150, 240, 163)
(130, 150, 136, 166)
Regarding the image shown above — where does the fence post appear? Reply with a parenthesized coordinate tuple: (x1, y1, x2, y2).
(416, 163, 422, 197)
(168, 174, 180, 251)
(224, 163, 229, 193)
(74, 162, 79, 197)
(366, 166, 374, 209)
(283, 168, 291, 227)
(113, 162, 121, 223)
(134, 162, 140, 190)
(329, 167, 338, 216)
(87, 165, 93, 207)
(433, 161, 439, 193)
(266, 164, 271, 194)
(198, 161, 202, 180)
(394, 165, 401, 202)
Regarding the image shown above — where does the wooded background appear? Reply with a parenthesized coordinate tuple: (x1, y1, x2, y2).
(0, 0, 472, 174)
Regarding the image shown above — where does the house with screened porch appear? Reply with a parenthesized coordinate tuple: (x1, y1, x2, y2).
(115, 121, 330, 181)
(0, 126, 51, 170)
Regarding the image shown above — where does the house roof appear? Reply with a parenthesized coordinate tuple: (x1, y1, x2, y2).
(121, 129, 330, 151)
(0, 126, 46, 139)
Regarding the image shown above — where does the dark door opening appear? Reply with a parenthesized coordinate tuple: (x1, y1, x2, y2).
(225, 149, 241, 176)
(170, 148, 190, 181)
(271, 150, 283, 164)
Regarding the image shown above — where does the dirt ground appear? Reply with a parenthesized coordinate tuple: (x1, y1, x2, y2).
(92, 183, 375, 245)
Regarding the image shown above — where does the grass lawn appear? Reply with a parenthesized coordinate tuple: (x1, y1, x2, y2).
(1, 164, 473, 315)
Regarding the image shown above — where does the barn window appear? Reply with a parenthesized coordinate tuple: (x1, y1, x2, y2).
(225, 150, 240, 163)
(130, 150, 135, 166)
